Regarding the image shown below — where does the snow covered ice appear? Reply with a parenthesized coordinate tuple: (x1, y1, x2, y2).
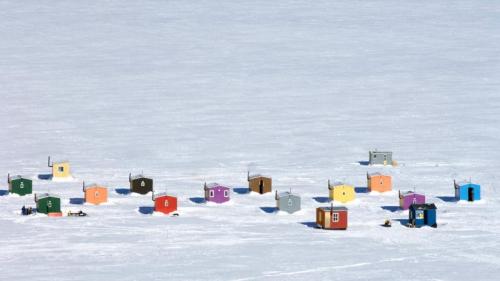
(1, 1, 500, 280)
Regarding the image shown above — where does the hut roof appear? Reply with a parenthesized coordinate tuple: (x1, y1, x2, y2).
(367, 172, 388, 177)
(35, 193, 59, 201)
(153, 192, 175, 200)
(370, 150, 392, 154)
(399, 190, 424, 198)
(204, 183, 230, 190)
(276, 191, 299, 199)
(328, 181, 352, 189)
(319, 206, 348, 211)
(456, 180, 479, 187)
(83, 183, 105, 191)
(410, 203, 437, 210)
(248, 174, 271, 180)
(130, 174, 150, 180)
(9, 175, 30, 181)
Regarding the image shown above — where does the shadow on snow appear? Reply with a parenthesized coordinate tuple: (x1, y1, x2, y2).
(37, 174, 52, 180)
(70, 198, 84, 205)
(260, 207, 277, 213)
(437, 196, 457, 202)
(115, 188, 130, 195)
(358, 161, 370, 166)
(138, 206, 154, 215)
(381, 206, 400, 212)
(355, 187, 368, 193)
(233, 187, 249, 194)
(189, 197, 206, 204)
(0, 190, 8, 196)
(300, 222, 318, 229)
(313, 197, 330, 203)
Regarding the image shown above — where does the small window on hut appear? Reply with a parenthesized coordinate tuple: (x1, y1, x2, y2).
(224, 190, 229, 197)
(47, 201, 52, 208)
(58, 166, 64, 172)
(20, 182, 24, 189)
(95, 191, 99, 197)
(332, 212, 339, 222)
(141, 181, 145, 187)
(164, 200, 169, 207)
(210, 190, 215, 197)
(288, 199, 293, 206)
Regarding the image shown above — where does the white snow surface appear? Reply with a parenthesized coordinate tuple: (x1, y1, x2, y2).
(1, 1, 500, 280)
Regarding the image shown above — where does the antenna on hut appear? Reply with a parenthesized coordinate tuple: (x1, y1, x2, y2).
(82, 181, 85, 192)
(204, 182, 207, 190)
(275, 190, 278, 200)
(328, 179, 330, 189)
(48, 156, 52, 167)
(129, 173, 131, 182)
(7, 173, 10, 184)
(152, 189, 155, 201)
(247, 171, 250, 181)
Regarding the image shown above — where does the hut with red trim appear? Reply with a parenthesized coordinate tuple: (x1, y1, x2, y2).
(316, 205, 348, 230)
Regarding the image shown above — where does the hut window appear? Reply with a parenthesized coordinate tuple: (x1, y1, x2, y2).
(47, 201, 52, 208)
(209, 190, 215, 197)
(288, 199, 293, 206)
(332, 213, 339, 222)
(373, 155, 377, 158)
(412, 198, 417, 204)
(164, 200, 169, 207)
(20, 182, 24, 189)
(141, 181, 145, 187)
(224, 190, 229, 197)
(95, 191, 99, 197)
(58, 166, 64, 172)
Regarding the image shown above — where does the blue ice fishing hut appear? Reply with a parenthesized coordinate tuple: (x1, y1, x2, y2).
(454, 180, 481, 202)
(409, 204, 437, 228)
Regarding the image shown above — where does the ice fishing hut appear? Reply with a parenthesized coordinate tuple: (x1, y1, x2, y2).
(316, 205, 348, 230)
(454, 180, 481, 202)
(34, 193, 61, 215)
(369, 151, 393, 166)
(409, 203, 437, 228)
(129, 173, 153, 194)
(247, 172, 272, 194)
(399, 190, 425, 210)
(367, 172, 392, 192)
(204, 183, 230, 204)
(152, 191, 177, 214)
(7, 174, 32, 196)
(48, 156, 71, 178)
(328, 180, 355, 203)
(275, 190, 301, 214)
(83, 182, 108, 205)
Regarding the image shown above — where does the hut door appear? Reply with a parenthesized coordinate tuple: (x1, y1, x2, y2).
(259, 180, 264, 194)
(468, 188, 474, 202)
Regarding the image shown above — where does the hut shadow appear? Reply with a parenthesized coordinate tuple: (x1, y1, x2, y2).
(38, 174, 53, 180)
(260, 207, 277, 213)
(189, 197, 206, 204)
(0, 190, 8, 196)
(138, 206, 154, 215)
(355, 187, 368, 193)
(358, 161, 369, 166)
(233, 187, 249, 194)
(115, 188, 130, 195)
(381, 206, 400, 212)
(394, 218, 410, 226)
(70, 198, 84, 205)
(313, 197, 330, 203)
(438, 196, 457, 202)
(300, 222, 318, 229)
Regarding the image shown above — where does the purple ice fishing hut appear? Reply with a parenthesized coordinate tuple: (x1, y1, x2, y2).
(399, 190, 425, 210)
(204, 183, 230, 204)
